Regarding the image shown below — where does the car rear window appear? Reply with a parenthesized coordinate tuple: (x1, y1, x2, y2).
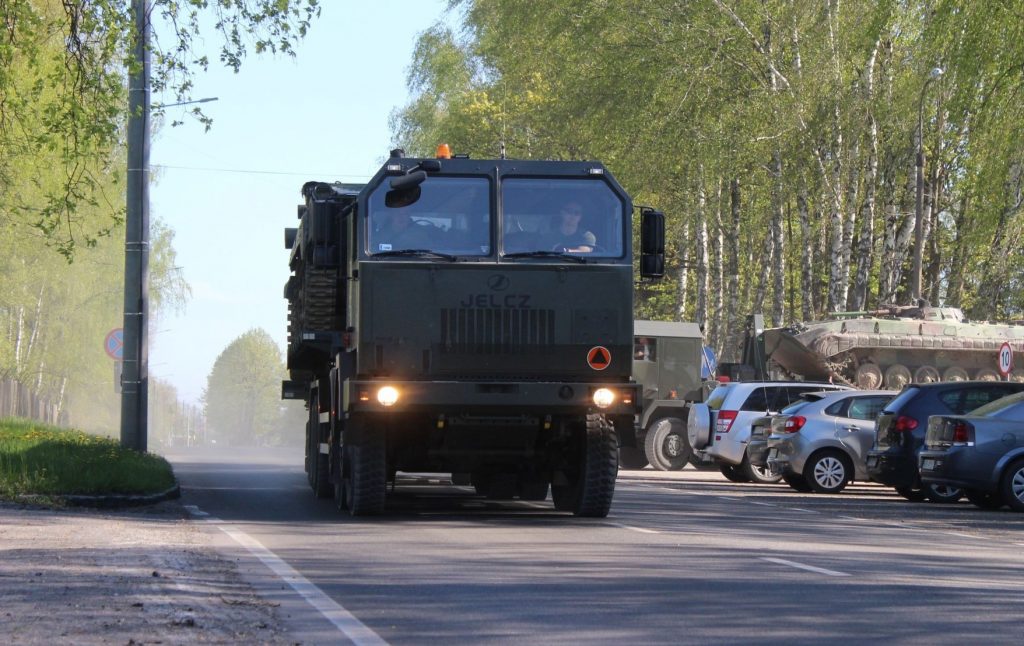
(883, 386, 921, 413)
(938, 386, 1021, 415)
(969, 391, 1024, 418)
(845, 395, 892, 420)
(781, 400, 812, 415)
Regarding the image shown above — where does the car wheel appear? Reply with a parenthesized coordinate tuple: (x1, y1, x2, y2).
(895, 486, 927, 502)
(644, 416, 691, 471)
(999, 458, 1024, 512)
(924, 483, 963, 504)
(783, 473, 813, 492)
(741, 454, 783, 484)
(719, 463, 751, 483)
(803, 449, 852, 494)
(618, 446, 650, 470)
(964, 488, 1005, 510)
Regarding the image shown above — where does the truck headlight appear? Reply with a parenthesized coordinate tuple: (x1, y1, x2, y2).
(377, 386, 399, 407)
(593, 388, 615, 409)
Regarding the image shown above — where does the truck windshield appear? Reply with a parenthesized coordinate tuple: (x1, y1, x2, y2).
(367, 176, 491, 256)
(501, 178, 625, 257)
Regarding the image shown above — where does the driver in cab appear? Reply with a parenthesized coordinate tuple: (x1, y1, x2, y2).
(375, 209, 435, 251)
(541, 200, 596, 253)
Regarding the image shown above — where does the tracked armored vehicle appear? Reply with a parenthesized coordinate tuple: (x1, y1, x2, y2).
(762, 306, 1024, 389)
(283, 148, 666, 517)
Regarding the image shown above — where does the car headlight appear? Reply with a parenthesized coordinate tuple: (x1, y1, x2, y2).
(593, 388, 615, 409)
(377, 386, 399, 407)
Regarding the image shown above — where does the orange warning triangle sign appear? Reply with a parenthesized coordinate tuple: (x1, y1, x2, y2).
(587, 346, 611, 370)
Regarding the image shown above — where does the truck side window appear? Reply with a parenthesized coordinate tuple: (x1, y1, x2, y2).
(634, 337, 656, 361)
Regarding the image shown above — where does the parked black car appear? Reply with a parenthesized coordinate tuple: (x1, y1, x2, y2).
(919, 391, 1024, 511)
(866, 380, 1024, 502)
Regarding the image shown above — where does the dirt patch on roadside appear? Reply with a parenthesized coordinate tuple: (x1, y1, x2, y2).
(0, 500, 295, 645)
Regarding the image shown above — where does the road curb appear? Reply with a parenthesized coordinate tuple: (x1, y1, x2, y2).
(17, 482, 181, 509)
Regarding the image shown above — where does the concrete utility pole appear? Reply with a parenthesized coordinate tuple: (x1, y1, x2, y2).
(121, 0, 150, 452)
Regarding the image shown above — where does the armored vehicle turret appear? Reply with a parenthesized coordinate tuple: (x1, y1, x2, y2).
(762, 306, 1024, 389)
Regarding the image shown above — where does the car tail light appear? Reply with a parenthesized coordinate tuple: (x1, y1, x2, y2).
(716, 410, 737, 433)
(952, 421, 973, 444)
(782, 416, 806, 433)
(893, 415, 918, 432)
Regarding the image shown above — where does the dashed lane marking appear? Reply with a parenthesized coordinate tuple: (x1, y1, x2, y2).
(608, 523, 661, 534)
(761, 557, 850, 577)
(186, 506, 388, 645)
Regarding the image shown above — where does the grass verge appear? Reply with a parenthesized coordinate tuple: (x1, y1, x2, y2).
(0, 418, 176, 501)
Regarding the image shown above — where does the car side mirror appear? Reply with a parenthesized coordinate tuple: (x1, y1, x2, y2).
(639, 207, 665, 279)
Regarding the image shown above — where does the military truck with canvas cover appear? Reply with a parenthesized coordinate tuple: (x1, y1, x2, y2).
(283, 149, 666, 516)
(761, 306, 1024, 389)
(621, 320, 709, 470)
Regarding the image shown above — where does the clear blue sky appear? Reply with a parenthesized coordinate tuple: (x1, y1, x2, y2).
(149, 1, 453, 405)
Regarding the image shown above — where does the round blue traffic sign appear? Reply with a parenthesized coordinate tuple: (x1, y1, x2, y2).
(105, 328, 124, 360)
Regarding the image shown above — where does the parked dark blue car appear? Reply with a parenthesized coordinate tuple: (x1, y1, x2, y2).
(865, 380, 1024, 502)
(919, 391, 1024, 511)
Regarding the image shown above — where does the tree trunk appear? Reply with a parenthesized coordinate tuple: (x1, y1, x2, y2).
(694, 168, 709, 331)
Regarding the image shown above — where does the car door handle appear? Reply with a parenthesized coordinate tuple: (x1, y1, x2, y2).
(842, 426, 858, 432)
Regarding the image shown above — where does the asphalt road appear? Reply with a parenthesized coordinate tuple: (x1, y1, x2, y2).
(165, 446, 1024, 645)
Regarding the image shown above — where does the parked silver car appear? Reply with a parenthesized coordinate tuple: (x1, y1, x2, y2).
(688, 381, 851, 483)
(919, 391, 1024, 511)
(765, 390, 894, 493)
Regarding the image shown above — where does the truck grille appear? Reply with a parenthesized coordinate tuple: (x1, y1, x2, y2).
(440, 308, 555, 354)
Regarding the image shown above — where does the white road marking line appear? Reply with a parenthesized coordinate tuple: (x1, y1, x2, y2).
(837, 516, 861, 521)
(787, 507, 819, 513)
(608, 522, 660, 534)
(944, 531, 978, 539)
(746, 501, 775, 507)
(761, 557, 850, 577)
(186, 507, 387, 646)
(717, 496, 741, 501)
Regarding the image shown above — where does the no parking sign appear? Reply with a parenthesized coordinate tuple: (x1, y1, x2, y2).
(104, 328, 124, 360)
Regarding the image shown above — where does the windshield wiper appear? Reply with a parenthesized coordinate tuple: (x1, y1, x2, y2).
(502, 250, 587, 263)
(371, 249, 459, 262)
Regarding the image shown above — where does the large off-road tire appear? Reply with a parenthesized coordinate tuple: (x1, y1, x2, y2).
(965, 488, 1005, 510)
(803, 449, 852, 494)
(618, 446, 650, 470)
(999, 458, 1024, 512)
(740, 453, 783, 484)
(551, 414, 618, 517)
(308, 391, 332, 499)
(343, 420, 387, 516)
(719, 463, 750, 483)
(644, 416, 691, 471)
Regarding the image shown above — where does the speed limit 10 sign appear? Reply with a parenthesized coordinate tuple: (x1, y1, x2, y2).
(998, 342, 1014, 377)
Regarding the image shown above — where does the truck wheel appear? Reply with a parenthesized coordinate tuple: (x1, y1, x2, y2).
(644, 417, 691, 471)
(552, 414, 618, 517)
(618, 446, 649, 470)
(343, 421, 387, 516)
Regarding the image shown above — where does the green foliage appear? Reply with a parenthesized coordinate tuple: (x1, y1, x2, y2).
(0, 0, 320, 259)
(0, 417, 176, 498)
(204, 329, 290, 447)
(394, 0, 1024, 340)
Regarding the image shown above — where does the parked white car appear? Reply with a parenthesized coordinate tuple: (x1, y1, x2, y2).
(687, 381, 852, 483)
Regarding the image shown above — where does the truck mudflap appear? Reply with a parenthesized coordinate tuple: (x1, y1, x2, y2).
(343, 379, 640, 416)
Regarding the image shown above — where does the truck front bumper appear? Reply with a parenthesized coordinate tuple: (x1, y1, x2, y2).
(343, 379, 641, 417)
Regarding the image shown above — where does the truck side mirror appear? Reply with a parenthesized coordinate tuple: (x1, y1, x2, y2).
(639, 208, 665, 279)
(284, 227, 298, 250)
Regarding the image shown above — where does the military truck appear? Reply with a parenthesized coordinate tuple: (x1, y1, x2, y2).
(619, 320, 710, 471)
(760, 306, 1024, 389)
(283, 148, 666, 516)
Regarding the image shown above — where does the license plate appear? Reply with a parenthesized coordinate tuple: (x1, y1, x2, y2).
(921, 458, 936, 471)
(866, 456, 877, 468)
(768, 448, 778, 459)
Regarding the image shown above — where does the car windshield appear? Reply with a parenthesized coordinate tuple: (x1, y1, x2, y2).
(501, 178, 625, 258)
(969, 391, 1024, 417)
(367, 176, 491, 256)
